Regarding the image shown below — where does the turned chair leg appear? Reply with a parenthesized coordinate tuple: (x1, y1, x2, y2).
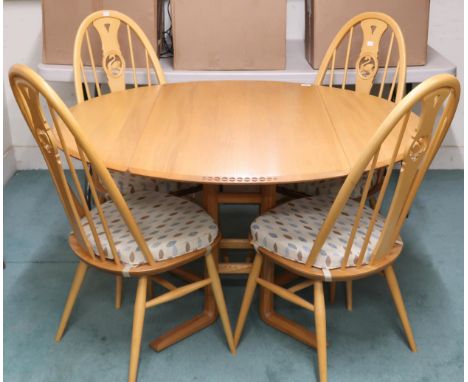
(329, 282, 336, 304)
(329, 282, 352, 309)
(205, 251, 236, 355)
(147, 278, 153, 299)
(55, 261, 88, 342)
(234, 253, 263, 347)
(314, 281, 327, 382)
(115, 275, 123, 310)
(128, 277, 148, 382)
(346, 281, 353, 311)
(384, 266, 417, 352)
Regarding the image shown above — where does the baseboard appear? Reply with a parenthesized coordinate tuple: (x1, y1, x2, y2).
(3, 146, 17, 185)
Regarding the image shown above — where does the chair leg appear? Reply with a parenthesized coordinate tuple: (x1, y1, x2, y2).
(329, 282, 336, 304)
(384, 266, 417, 352)
(234, 252, 263, 347)
(115, 275, 123, 310)
(55, 261, 88, 342)
(346, 281, 353, 311)
(128, 277, 148, 382)
(314, 281, 327, 382)
(147, 278, 153, 299)
(205, 250, 236, 355)
(368, 196, 377, 209)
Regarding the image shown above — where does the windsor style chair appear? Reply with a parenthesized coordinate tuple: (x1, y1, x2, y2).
(74, 10, 200, 196)
(9, 64, 235, 382)
(74, 10, 201, 306)
(279, 12, 407, 308)
(234, 74, 460, 382)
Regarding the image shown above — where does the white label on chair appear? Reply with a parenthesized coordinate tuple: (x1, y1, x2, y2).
(103, 10, 110, 16)
(367, 41, 374, 47)
(122, 264, 133, 278)
(322, 268, 332, 282)
(301, 83, 312, 87)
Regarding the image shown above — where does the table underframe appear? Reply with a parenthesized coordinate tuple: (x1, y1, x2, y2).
(149, 184, 317, 351)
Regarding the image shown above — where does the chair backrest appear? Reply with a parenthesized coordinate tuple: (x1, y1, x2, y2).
(305, 74, 460, 269)
(73, 10, 166, 103)
(9, 64, 156, 267)
(316, 12, 407, 102)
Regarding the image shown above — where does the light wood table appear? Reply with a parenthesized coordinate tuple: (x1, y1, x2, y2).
(66, 81, 416, 351)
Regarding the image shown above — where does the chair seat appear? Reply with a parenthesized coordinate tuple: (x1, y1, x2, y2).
(110, 170, 192, 194)
(250, 195, 386, 269)
(81, 191, 218, 266)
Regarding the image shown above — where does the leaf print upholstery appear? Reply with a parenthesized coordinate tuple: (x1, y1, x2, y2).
(282, 175, 371, 199)
(251, 194, 386, 269)
(81, 190, 218, 265)
(110, 170, 196, 195)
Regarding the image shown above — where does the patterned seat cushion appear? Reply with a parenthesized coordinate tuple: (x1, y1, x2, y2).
(110, 170, 195, 195)
(81, 191, 218, 266)
(251, 195, 386, 269)
(281, 176, 366, 199)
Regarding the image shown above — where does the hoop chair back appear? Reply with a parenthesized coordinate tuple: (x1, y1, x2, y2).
(316, 12, 407, 102)
(305, 74, 460, 269)
(73, 10, 166, 103)
(9, 64, 157, 268)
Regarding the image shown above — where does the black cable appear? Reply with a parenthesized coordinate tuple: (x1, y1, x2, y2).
(160, 0, 174, 58)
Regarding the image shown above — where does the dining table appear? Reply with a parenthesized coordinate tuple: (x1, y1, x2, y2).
(64, 80, 417, 352)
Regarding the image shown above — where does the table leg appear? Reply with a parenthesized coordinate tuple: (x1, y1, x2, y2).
(149, 185, 219, 352)
(258, 185, 318, 349)
(259, 185, 276, 317)
(201, 184, 220, 316)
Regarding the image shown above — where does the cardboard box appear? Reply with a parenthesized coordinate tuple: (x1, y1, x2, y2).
(172, 0, 286, 70)
(42, 0, 163, 66)
(305, 0, 430, 69)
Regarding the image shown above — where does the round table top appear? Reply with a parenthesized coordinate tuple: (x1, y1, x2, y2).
(68, 81, 417, 185)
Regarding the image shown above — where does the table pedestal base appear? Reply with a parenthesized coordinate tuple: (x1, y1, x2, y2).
(260, 240, 318, 349)
(149, 310, 216, 352)
(149, 184, 316, 352)
(149, 185, 220, 352)
(261, 311, 317, 348)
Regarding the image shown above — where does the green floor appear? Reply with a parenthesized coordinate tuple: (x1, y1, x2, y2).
(4, 170, 463, 381)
